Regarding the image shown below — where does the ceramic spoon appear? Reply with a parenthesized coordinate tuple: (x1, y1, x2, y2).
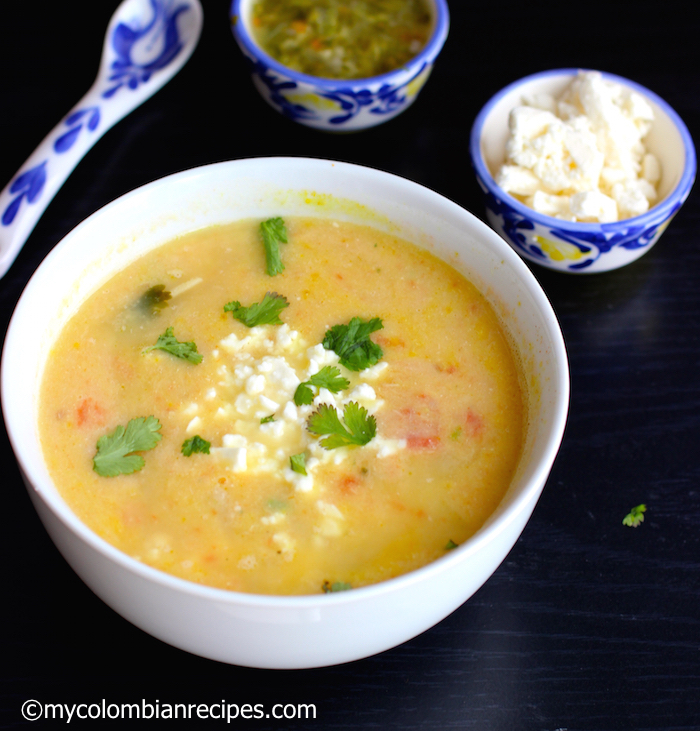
(0, 0, 203, 279)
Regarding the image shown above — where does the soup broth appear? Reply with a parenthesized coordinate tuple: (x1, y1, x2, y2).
(249, 0, 432, 79)
(39, 217, 525, 595)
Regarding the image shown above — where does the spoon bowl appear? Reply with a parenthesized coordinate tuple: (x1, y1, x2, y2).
(0, 0, 203, 279)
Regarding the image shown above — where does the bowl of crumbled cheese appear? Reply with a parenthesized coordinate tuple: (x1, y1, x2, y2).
(469, 69, 696, 273)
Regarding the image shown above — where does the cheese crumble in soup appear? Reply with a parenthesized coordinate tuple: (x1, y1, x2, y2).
(39, 217, 526, 595)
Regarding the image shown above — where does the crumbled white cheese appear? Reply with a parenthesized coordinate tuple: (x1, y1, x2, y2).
(211, 445, 247, 472)
(170, 277, 203, 298)
(258, 394, 280, 412)
(186, 416, 202, 434)
(315, 500, 345, 537)
(316, 500, 344, 519)
(370, 435, 408, 458)
(261, 511, 286, 525)
(570, 190, 618, 223)
(245, 373, 266, 396)
(145, 533, 172, 560)
(361, 361, 389, 380)
(284, 466, 315, 493)
(183, 323, 401, 489)
(314, 387, 338, 407)
(496, 71, 660, 222)
(272, 532, 296, 561)
(281, 401, 298, 422)
(222, 434, 247, 448)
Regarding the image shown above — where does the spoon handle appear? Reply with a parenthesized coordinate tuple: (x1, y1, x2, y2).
(0, 0, 203, 280)
(0, 84, 122, 279)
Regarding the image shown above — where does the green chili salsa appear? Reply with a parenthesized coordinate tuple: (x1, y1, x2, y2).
(250, 0, 433, 80)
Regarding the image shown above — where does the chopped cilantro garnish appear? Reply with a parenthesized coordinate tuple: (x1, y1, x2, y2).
(623, 504, 647, 527)
(260, 217, 288, 276)
(294, 365, 351, 406)
(224, 292, 289, 327)
(445, 539, 459, 550)
(307, 402, 376, 449)
(181, 435, 211, 456)
(290, 452, 307, 475)
(322, 317, 383, 371)
(139, 284, 171, 314)
(142, 326, 203, 364)
(260, 414, 276, 424)
(322, 580, 352, 593)
(267, 498, 287, 512)
(93, 416, 162, 477)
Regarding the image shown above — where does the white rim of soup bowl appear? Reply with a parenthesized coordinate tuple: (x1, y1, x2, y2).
(230, 0, 450, 88)
(469, 68, 697, 236)
(2, 156, 569, 614)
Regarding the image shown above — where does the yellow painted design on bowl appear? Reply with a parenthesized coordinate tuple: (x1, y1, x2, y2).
(284, 92, 340, 111)
(535, 235, 584, 262)
(405, 65, 431, 98)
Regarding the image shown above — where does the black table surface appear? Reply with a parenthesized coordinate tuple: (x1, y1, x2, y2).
(2, 1, 699, 728)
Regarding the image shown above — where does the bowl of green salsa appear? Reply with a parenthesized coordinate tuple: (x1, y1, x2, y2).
(230, 0, 449, 131)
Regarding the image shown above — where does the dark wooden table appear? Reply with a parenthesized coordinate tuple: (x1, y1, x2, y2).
(2, 1, 698, 728)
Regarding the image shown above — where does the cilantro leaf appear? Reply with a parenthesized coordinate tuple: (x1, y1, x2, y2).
(142, 326, 203, 364)
(294, 383, 315, 406)
(445, 539, 459, 550)
(260, 414, 276, 424)
(322, 317, 384, 371)
(224, 292, 289, 327)
(139, 284, 171, 315)
(93, 416, 162, 477)
(267, 498, 287, 512)
(260, 217, 288, 276)
(294, 365, 351, 406)
(307, 402, 376, 449)
(322, 580, 352, 593)
(290, 452, 307, 475)
(623, 503, 647, 527)
(181, 435, 211, 456)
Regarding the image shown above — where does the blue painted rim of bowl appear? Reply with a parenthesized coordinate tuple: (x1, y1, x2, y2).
(230, 0, 450, 89)
(469, 68, 697, 234)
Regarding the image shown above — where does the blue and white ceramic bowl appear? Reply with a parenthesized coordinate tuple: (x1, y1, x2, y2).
(230, 0, 449, 132)
(470, 69, 696, 273)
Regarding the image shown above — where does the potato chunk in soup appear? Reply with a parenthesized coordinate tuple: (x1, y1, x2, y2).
(39, 217, 526, 595)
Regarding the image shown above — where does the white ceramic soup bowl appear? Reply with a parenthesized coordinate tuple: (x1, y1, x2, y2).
(230, 0, 449, 131)
(2, 157, 568, 669)
(470, 69, 696, 273)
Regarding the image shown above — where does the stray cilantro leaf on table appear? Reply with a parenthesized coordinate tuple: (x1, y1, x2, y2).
(623, 503, 647, 527)
(294, 365, 351, 405)
(142, 326, 203, 364)
(322, 316, 383, 371)
(181, 435, 211, 456)
(93, 416, 162, 477)
(224, 292, 289, 327)
(260, 217, 288, 276)
(307, 402, 376, 449)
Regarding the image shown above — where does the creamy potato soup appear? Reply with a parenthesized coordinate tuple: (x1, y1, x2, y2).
(39, 217, 525, 595)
